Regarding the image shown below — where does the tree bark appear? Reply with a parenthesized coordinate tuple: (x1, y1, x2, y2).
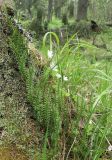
(76, 0, 89, 21)
(47, 0, 53, 22)
(54, 0, 61, 18)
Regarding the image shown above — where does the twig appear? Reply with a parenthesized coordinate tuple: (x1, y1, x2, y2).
(66, 137, 76, 160)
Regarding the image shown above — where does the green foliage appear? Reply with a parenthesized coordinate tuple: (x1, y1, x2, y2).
(7, 19, 62, 156)
(29, 18, 43, 36)
(7, 16, 112, 160)
(68, 20, 91, 38)
(21, 19, 32, 29)
(48, 17, 63, 30)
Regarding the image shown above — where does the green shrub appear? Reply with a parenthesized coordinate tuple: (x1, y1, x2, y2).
(48, 17, 63, 30)
(68, 20, 91, 38)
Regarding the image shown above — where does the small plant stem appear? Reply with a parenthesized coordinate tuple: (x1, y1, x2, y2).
(66, 137, 76, 160)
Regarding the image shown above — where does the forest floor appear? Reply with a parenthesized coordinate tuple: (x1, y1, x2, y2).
(0, 17, 39, 160)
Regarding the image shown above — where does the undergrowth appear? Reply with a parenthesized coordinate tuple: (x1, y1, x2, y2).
(7, 17, 112, 160)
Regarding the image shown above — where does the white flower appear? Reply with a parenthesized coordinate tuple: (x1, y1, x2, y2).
(108, 145, 112, 151)
(48, 50, 54, 59)
(89, 120, 93, 124)
(50, 62, 55, 68)
(76, 35, 79, 42)
(52, 66, 58, 71)
(63, 76, 68, 81)
(56, 73, 62, 79)
(50, 62, 58, 71)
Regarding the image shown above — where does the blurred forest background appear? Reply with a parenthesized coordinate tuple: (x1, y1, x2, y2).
(12, 0, 112, 38)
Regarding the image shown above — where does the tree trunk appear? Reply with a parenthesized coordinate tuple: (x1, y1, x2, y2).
(76, 0, 89, 21)
(54, 0, 61, 18)
(0, 0, 3, 10)
(47, 0, 53, 22)
(73, 0, 78, 19)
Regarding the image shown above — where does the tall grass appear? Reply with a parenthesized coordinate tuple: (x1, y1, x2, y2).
(8, 17, 112, 160)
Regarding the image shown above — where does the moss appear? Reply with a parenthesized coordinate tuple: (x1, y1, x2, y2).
(0, 146, 28, 160)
